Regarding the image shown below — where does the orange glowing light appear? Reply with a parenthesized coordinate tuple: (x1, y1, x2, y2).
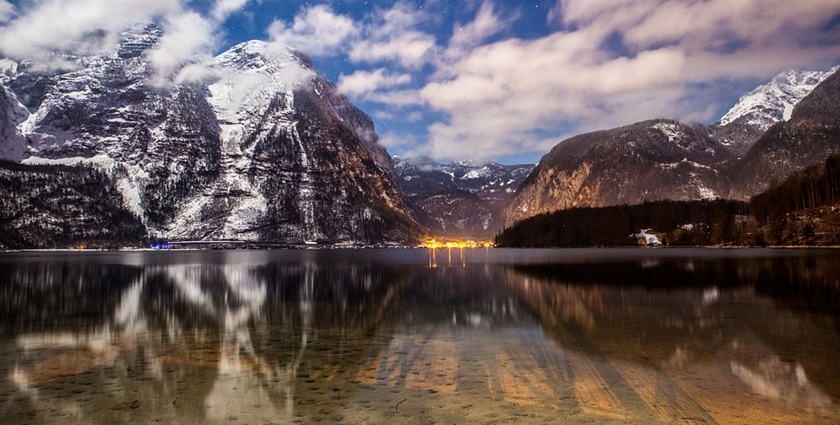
(421, 239, 493, 249)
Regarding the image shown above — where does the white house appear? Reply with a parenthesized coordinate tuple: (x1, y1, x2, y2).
(634, 228, 662, 246)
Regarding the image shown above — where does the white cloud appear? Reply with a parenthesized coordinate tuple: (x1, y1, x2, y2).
(348, 2, 436, 68)
(211, 0, 251, 22)
(267, 5, 357, 57)
(374, 109, 422, 123)
(379, 130, 428, 158)
(337, 69, 411, 99)
(365, 89, 424, 107)
(0, 1, 14, 23)
(0, 0, 182, 60)
(422, 35, 687, 145)
(0, 0, 262, 84)
(448, 1, 509, 53)
(558, 0, 840, 58)
(620, 0, 836, 51)
(149, 11, 216, 86)
(174, 63, 221, 85)
(263, 2, 437, 67)
(349, 33, 436, 69)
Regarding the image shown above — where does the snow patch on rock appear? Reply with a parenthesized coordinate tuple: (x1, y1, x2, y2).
(718, 66, 839, 129)
(652, 122, 682, 143)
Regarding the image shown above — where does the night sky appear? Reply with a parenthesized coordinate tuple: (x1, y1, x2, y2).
(2, 0, 839, 163)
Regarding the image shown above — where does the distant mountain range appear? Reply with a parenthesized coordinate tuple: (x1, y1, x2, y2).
(393, 156, 532, 239)
(505, 66, 840, 227)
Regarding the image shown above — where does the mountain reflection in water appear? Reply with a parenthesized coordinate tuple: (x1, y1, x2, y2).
(0, 249, 838, 424)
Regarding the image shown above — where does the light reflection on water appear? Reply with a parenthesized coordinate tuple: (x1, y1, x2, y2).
(0, 248, 839, 424)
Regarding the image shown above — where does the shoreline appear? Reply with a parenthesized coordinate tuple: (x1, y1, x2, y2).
(3, 244, 840, 254)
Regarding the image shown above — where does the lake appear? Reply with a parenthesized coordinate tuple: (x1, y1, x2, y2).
(1, 248, 839, 424)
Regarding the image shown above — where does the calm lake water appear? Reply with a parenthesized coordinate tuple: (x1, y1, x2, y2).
(1, 248, 839, 424)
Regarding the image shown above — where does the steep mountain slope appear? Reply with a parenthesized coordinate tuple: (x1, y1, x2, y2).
(505, 119, 732, 227)
(1, 24, 420, 245)
(394, 156, 532, 239)
(712, 67, 839, 157)
(168, 40, 417, 243)
(11, 23, 222, 233)
(0, 72, 28, 162)
(731, 70, 840, 199)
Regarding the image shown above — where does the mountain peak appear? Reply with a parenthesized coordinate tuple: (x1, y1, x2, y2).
(394, 155, 440, 169)
(717, 66, 839, 128)
(711, 65, 838, 157)
(214, 40, 300, 74)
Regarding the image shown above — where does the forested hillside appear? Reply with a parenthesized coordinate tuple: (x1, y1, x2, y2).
(749, 155, 840, 246)
(0, 162, 146, 249)
(496, 200, 749, 247)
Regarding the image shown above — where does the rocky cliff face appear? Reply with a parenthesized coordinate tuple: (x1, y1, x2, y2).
(167, 39, 417, 243)
(0, 24, 420, 246)
(394, 156, 532, 239)
(0, 75, 28, 162)
(506, 120, 732, 227)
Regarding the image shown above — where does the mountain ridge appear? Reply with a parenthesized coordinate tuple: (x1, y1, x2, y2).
(505, 65, 840, 228)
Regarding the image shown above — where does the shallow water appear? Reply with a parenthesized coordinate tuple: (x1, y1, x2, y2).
(0, 248, 839, 424)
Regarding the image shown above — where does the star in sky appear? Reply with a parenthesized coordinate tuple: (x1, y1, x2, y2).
(1, 0, 839, 164)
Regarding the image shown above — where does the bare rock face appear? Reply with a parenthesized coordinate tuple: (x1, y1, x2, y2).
(0, 24, 420, 246)
(505, 120, 732, 227)
(0, 82, 28, 162)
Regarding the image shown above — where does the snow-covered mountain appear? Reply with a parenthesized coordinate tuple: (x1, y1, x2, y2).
(712, 66, 840, 156)
(0, 24, 420, 246)
(731, 69, 840, 199)
(393, 156, 533, 239)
